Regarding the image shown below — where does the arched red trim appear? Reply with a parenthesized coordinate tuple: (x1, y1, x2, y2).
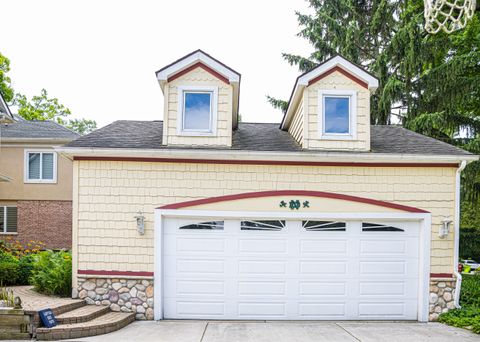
(167, 62, 230, 84)
(158, 190, 429, 213)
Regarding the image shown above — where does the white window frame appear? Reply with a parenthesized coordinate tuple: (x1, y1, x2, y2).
(318, 89, 357, 140)
(24, 149, 58, 184)
(177, 85, 218, 136)
(1, 206, 17, 234)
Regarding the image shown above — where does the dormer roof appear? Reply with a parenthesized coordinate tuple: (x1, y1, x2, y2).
(156, 49, 240, 88)
(281, 54, 379, 130)
(155, 49, 241, 128)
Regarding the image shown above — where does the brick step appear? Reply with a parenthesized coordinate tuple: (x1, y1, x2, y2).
(36, 312, 135, 341)
(56, 304, 110, 324)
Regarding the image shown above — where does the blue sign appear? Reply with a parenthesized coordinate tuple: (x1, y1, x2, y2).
(39, 308, 57, 328)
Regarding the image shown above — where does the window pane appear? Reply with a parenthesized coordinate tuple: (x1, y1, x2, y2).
(42, 153, 54, 180)
(303, 220, 346, 231)
(179, 221, 224, 230)
(6, 207, 17, 233)
(184, 92, 211, 130)
(324, 97, 349, 134)
(28, 153, 41, 179)
(240, 220, 285, 231)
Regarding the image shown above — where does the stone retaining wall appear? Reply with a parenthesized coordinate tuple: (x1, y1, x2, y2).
(74, 278, 154, 320)
(429, 278, 456, 321)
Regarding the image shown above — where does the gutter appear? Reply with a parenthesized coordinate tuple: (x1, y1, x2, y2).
(454, 160, 468, 308)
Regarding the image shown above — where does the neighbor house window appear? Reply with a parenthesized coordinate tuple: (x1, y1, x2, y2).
(24, 150, 57, 183)
(0, 206, 17, 233)
(318, 90, 357, 139)
(177, 86, 218, 135)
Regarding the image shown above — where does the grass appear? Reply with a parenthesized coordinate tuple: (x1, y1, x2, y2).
(439, 274, 480, 333)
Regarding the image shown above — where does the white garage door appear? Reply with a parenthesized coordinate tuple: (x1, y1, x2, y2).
(163, 218, 420, 320)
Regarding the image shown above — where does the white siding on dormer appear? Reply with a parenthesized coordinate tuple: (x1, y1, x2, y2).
(287, 98, 304, 147)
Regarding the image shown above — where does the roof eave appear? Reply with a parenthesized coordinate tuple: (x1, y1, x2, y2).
(56, 146, 478, 165)
(1, 137, 77, 144)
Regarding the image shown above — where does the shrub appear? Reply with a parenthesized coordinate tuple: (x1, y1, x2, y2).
(460, 228, 480, 261)
(17, 254, 36, 285)
(0, 249, 17, 263)
(460, 274, 480, 307)
(439, 307, 480, 334)
(0, 261, 19, 285)
(0, 237, 45, 258)
(30, 250, 71, 297)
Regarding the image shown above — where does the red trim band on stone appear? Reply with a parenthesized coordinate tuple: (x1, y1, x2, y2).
(308, 66, 369, 89)
(430, 273, 454, 278)
(158, 189, 430, 213)
(167, 62, 230, 84)
(73, 156, 458, 169)
(78, 270, 154, 277)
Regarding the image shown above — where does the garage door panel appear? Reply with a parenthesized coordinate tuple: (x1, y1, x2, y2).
(238, 281, 286, 296)
(169, 300, 226, 317)
(176, 238, 226, 253)
(299, 239, 348, 254)
(238, 260, 287, 275)
(298, 302, 346, 318)
(238, 239, 288, 254)
(299, 281, 347, 296)
(300, 261, 348, 275)
(166, 258, 226, 275)
(238, 302, 286, 317)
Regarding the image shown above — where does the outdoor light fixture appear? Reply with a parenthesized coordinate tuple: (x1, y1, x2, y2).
(439, 217, 452, 239)
(135, 211, 145, 235)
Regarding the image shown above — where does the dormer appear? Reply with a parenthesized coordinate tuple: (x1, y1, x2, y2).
(281, 55, 378, 151)
(156, 50, 240, 147)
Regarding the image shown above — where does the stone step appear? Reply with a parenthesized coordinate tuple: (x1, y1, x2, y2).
(36, 311, 135, 341)
(56, 304, 111, 324)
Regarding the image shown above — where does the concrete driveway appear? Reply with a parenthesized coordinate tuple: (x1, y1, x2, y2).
(67, 320, 480, 342)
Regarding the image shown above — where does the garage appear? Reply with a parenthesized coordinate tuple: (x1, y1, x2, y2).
(160, 217, 421, 320)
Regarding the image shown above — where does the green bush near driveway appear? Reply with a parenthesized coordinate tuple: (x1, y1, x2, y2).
(30, 250, 72, 297)
(0, 261, 20, 285)
(439, 274, 480, 333)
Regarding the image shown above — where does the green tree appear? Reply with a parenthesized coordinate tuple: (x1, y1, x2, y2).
(0, 51, 97, 135)
(273, 0, 480, 206)
(0, 53, 14, 103)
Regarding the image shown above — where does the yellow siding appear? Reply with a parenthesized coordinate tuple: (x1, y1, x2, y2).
(306, 71, 370, 151)
(164, 67, 233, 147)
(287, 99, 304, 146)
(75, 160, 456, 275)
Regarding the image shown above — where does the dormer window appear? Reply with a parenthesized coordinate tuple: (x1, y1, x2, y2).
(318, 90, 357, 140)
(177, 86, 218, 136)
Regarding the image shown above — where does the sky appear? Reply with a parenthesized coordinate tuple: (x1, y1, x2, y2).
(2, 0, 313, 128)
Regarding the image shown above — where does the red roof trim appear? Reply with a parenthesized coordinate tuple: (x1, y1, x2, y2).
(167, 62, 230, 84)
(308, 66, 368, 88)
(73, 156, 458, 168)
(158, 189, 429, 213)
(78, 270, 154, 277)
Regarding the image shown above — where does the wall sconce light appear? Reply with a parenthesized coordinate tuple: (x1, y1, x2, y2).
(134, 211, 145, 235)
(439, 217, 452, 239)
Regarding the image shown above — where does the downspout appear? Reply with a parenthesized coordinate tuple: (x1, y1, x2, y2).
(454, 160, 467, 308)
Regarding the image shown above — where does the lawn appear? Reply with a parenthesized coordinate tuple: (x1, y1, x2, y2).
(439, 274, 480, 333)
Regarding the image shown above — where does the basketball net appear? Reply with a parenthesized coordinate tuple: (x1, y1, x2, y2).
(424, 0, 476, 33)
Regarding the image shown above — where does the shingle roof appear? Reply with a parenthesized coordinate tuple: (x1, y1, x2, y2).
(65, 120, 471, 156)
(1, 118, 80, 140)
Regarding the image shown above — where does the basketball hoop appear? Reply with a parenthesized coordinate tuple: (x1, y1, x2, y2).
(424, 0, 476, 34)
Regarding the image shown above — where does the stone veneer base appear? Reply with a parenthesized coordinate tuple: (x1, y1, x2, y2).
(75, 278, 154, 320)
(76, 276, 457, 321)
(429, 277, 457, 321)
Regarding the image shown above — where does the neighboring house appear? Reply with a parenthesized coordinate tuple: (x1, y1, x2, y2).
(0, 98, 79, 249)
(59, 50, 478, 322)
